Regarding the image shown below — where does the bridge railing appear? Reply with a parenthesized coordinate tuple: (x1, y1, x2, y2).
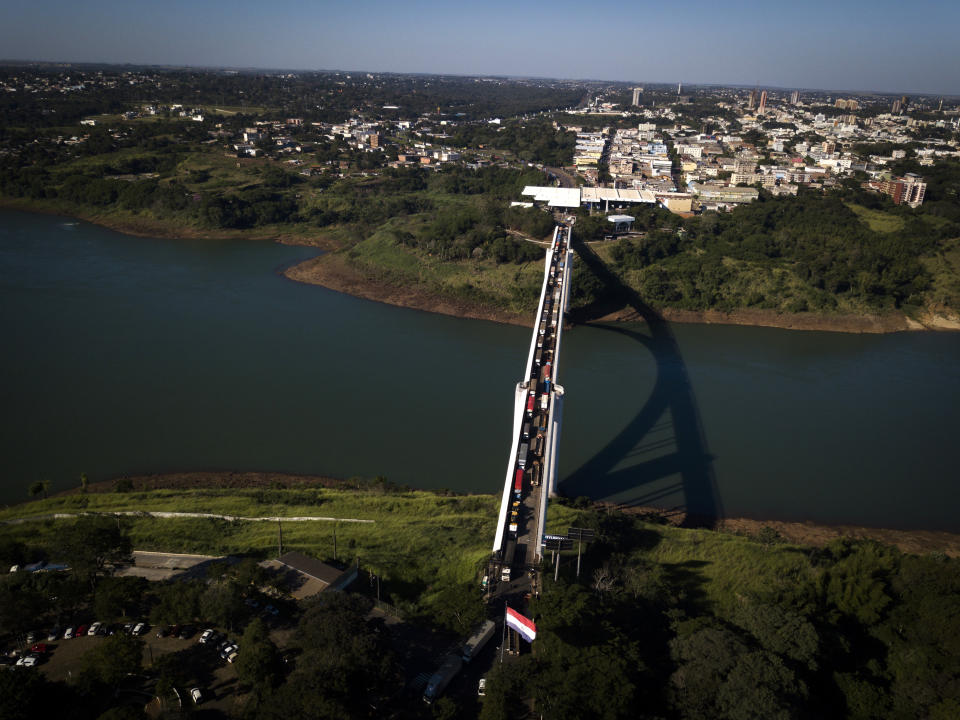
(491, 225, 572, 559)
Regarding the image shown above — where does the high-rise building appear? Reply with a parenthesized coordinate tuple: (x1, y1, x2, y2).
(758, 90, 768, 114)
(632, 87, 643, 106)
(748, 89, 757, 110)
(892, 99, 903, 114)
(938, 97, 944, 112)
(876, 174, 927, 207)
(901, 173, 926, 207)
(677, 81, 683, 96)
(790, 90, 800, 105)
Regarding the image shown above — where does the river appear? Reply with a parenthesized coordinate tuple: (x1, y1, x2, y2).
(2, 209, 959, 531)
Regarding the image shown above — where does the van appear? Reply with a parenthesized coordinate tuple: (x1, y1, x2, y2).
(522, 422, 531, 440)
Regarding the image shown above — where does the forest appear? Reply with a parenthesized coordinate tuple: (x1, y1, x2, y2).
(446, 119, 576, 167)
(573, 175, 960, 317)
(1, 495, 957, 720)
(479, 503, 960, 720)
(0, 67, 587, 126)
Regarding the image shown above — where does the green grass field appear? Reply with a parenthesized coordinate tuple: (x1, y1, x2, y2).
(846, 203, 906, 233)
(0, 488, 824, 617)
(346, 227, 546, 314)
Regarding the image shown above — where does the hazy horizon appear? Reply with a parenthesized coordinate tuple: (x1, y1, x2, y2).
(2, 0, 958, 96)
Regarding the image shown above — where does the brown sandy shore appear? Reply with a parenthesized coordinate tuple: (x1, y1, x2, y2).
(6, 196, 958, 332)
(283, 251, 960, 334)
(36, 472, 960, 558)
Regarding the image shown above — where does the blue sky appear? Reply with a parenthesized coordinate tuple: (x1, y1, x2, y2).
(2, 0, 958, 95)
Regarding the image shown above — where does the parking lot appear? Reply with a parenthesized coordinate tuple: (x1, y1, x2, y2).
(16, 626, 241, 713)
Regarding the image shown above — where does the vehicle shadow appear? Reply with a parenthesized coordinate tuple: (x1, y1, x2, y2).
(561, 239, 722, 528)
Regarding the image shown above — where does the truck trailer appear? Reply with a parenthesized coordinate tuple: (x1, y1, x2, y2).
(462, 620, 497, 663)
(424, 654, 463, 703)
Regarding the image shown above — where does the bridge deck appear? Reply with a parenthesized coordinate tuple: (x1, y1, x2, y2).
(491, 223, 574, 582)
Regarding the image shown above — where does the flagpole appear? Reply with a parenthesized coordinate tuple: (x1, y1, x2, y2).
(501, 604, 507, 664)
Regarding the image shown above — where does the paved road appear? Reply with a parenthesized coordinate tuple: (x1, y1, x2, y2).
(2, 511, 374, 525)
(544, 166, 577, 188)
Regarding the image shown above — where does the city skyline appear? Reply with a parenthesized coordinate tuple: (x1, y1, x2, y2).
(2, 0, 959, 96)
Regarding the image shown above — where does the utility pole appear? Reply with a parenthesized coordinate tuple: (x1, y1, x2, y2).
(567, 528, 595, 580)
(576, 535, 582, 579)
(333, 523, 337, 562)
(277, 518, 283, 556)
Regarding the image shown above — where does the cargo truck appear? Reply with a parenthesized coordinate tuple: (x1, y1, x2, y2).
(501, 539, 516, 581)
(462, 620, 497, 663)
(423, 654, 463, 704)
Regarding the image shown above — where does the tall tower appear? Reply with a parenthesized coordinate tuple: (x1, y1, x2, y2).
(790, 90, 800, 105)
(632, 87, 643, 106)
(758, 90, 768, 114)
(677, 81, 682, 96)
(748, 89, 757, 110)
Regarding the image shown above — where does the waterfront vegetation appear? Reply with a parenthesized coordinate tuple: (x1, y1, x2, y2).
(2, 489, 959, 719)
(585, 184, 960, 317)
(4, 134, 958, 322)
(3, 65, 960, 326)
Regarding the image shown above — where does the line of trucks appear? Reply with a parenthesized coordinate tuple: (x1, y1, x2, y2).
(497, 226, 570, 587)
(423, 619, 497, 703)
(506, 229, 567, 542)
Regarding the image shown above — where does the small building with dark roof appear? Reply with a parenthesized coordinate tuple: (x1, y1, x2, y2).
(260, 551, 358, 600)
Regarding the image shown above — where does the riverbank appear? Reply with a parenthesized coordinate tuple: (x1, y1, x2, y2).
(284, 250, 960, 333)
(19, 471, 960, 558)
(283, 250, 533, 326)
(0, 196, 339, 249)
(5, 199, 957, 333)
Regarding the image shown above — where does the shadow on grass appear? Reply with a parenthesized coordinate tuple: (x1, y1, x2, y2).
(561, 239, 722, 529)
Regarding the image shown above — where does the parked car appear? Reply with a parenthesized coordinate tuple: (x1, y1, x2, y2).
(178, 626, 195, 640)
(25, 632, 37, 645)
(156, 625, 171, 638)
(190, 688, 203, 705)
(76, 625, 89, 637)
(63, 627, 75, 639)
(88, 622, 102, 636)
(132, 622, 147, 636)
(122, 623, 134, 635)
(16, 655, 38, 667)
(478, 678, 486, 696)
(47, 628, 60, 642)
(219, 643, 238, 660)
(226, 650, 239, 664)
(198, 629, 215, 644)
(29, 643, 48, 655)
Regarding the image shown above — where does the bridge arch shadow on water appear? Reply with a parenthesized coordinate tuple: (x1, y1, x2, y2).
(561, 240, 723, 529)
